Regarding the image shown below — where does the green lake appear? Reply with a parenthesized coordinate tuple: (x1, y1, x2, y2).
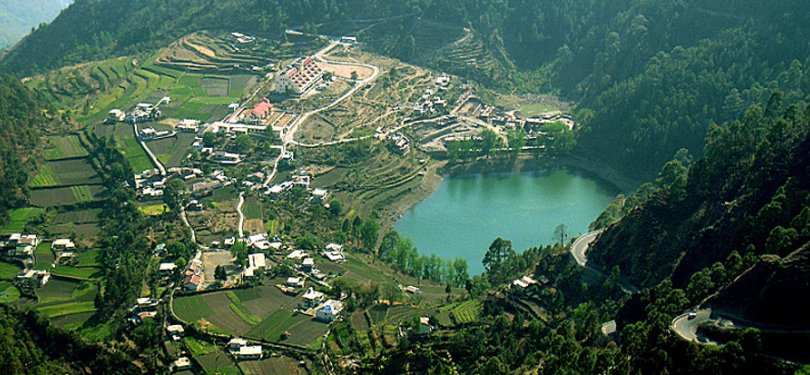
(394, 167, 619, 275)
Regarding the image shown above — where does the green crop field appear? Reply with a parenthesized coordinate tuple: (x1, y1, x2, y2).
(0, 282, 21, 303)
(38, 301, 96, 318)
(174, 294, 216, 322)
(35, 242, 55, 267)
(30, 185, 105, 206)
(31, 160, 101, 187)
(52, 265, 101, 280)
(76, 250, 101, 267)
(52, 208, 102, 224)
(183, 337, 218, 356)
(451, 300, 481, 324)
(0, 208, 45, 234)
(0, 262, 20, 280)
(37, 279, 81, 304)
(71, 185, 99, 203)
(116, 135, 154, 173)
(45, 135, 89, 160)
(138, 203, 169, 216)
(246, 309, 329, 346)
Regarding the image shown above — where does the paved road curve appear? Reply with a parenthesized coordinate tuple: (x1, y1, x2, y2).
(570, 230, 603, 266)
(671, 308, 715, 344)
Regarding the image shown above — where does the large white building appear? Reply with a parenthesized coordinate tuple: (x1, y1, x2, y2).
(275, 57, 324, 96)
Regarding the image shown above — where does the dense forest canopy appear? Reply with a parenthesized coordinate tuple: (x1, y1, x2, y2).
(0, 76, 42, 223)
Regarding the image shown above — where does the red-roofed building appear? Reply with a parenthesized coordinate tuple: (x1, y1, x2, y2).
(247, 98, 273, 120)
(275, 57, 324, 96)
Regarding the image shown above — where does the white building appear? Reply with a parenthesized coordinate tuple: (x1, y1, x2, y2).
(245, 253, 268, 277)
(274, 56, 324, 96)
(286, 277, 304, 288)
(177, 119, 201, 132)
(51, 239, 76, 252)
(315, 299, 344, 322)
(301, 287, 325, 309)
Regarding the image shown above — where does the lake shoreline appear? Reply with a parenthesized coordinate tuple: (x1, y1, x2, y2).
(379, 154, 638, 235)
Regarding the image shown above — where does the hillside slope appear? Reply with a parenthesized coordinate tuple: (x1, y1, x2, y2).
(589, 96, 809, 308)
(0, 0, 71, 49)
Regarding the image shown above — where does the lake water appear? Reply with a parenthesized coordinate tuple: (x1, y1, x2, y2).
(394, 167, 619, 275)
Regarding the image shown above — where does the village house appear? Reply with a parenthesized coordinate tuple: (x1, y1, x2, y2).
(315, 299, 344, 322)
(404, 285, 421, 294)
(323, 243, 346, 263)
(172, 357, 192, 371)
(16, 269, 50, 287)
(311, 188, 329, 201)
(183, 274, 203, 291)
(301, 287, 325, 309)
(286, 277, 305, 288)
(166, 324, 185, 341)
(287, 250, 308, 260)
(107, 109, 126, 123)
(213, 151, 243, 165)
(511, 275, 539, 290)
(51, 238, 76, 253)
(245, 253, 269, 277)
(301, 257, 315, 272)
(7, 233, 38, 257)
(415, 316, 434, 335)
(274, 56, 324, 96)
(158, 262, 177, 274)
(245, 98, 273, 122)
(177, 119, 201, 132)
(234, 346, 263, 360)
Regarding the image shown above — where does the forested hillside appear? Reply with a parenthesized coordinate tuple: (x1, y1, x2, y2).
(589, 95, 809, 326)
(3, 0, 809, 180)
(0, 0, 71, 49)
(0, 76, 43, 224)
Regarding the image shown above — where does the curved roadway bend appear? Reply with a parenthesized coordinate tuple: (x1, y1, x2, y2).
(671, 308, 715, 344)
(571, 230, 603, 267)
(237, 192, 245, 238)
(263, 41, 381, 188)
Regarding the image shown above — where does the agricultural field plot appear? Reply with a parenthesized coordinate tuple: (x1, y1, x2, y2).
(351, 310, 371, 332)
(44, 135, 89, 160)
(174, 294, 216, 322)
(148, 133, 196, 167)
(246, 309, 329, 347)
(239, 357, 305, 375)
(30, 185, 105, 207)
(38, 301, 96, 318)
(495, 94, 569, 117)
(52, 208, 102, 224)
(51, 311, 95, 329)
(76, 250, 101, 267)
(201, 77, 229, 96)
(113, 127, 155, 173)
(31, 159, 101, 187)
(0, 282, 21, 304)
(34, 242, 56, 266)
(242, 196, 263, 220)
(46, 223, 101, 239)
(52, 265, 101, 281)
(36, 278, 82, 304)
(138, 203, 169, 216)
(0, 207, 45, 234)
(200, 251, 234, 285)
(196, 350, 239, 375)
(0, 262, 20, 279)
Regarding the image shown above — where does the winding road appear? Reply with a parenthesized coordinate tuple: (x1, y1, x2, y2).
(263, 40, 382, 188)
(570, 230, 603, 267)
(236, 192, 245, 238)
(671, 308, 716, 344)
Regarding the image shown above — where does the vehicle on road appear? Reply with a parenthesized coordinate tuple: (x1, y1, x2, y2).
(688, 311, 697, 320)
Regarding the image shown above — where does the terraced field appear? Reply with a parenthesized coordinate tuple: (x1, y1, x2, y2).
(45, 135, 89, 160)
(31, 159, 102, 188)
(174, 285, 328, 347)
(0, 207, 45, 234)
(29, 185, 106, 207)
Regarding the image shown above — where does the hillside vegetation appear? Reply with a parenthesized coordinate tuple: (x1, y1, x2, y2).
(0, 0, 71, 49)
(590, 95, 810, 325)
(4, 1, 810, 180)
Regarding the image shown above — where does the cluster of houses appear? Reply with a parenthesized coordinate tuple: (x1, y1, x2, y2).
(413, 87, 448, 114)
(297, 287, 344, 322)
(138, 127, 175, 141)
(106, 101, 164, 124)
(511, 274, 549, 291)
(134, 167, 235, 200)
(2, 233, 38, 259)
(127, 297, 161, 325)
(388, 133, 411, 154)
(228, 338, 263, 360)
(274, 56, 324, 96)
(183, 259, 204, 291)
(265, 172, 330, 203)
